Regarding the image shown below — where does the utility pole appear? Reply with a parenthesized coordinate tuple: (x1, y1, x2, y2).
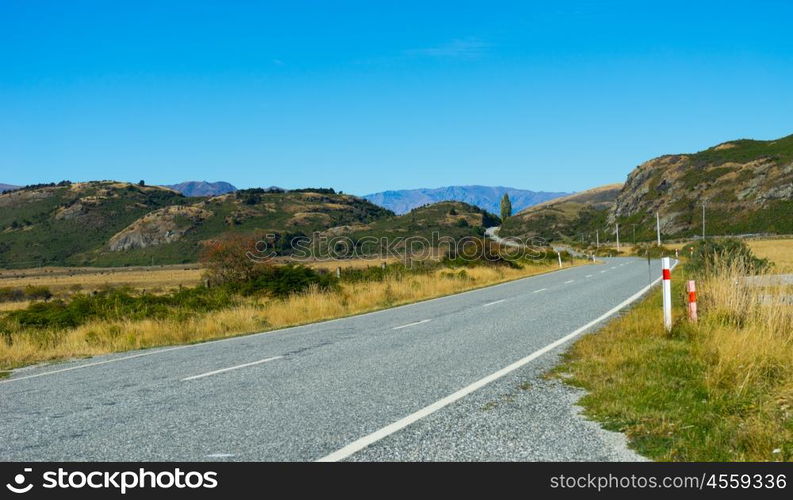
(616, 223, 620, 251)
(656, 212, 661, 246)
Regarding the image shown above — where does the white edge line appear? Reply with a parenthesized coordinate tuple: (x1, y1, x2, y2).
(181, 356, 283, 381)
(482, 299, 506, 307)
(392, 319, 431, 330)
(1, 258, 645, 384)
(0, 346, 191, 385)
(316, 260, 676, 462)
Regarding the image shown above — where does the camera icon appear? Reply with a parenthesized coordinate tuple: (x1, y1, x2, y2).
(6, 468, 33, 494)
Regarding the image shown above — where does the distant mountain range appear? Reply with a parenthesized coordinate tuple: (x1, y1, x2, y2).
(363, 186, 569, 215)
(163, 181, 237, 197)
(0, 184, 19, 193)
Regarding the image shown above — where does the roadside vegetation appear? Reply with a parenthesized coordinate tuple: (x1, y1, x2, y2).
(0, 234, 583, 372)
(556, 238, 792, 461)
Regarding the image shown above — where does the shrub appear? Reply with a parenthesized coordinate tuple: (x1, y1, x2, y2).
(200, 233, 262, 285)
(233, 264, 338, 298)
(24, 285, 53, 301)
(683, 238, 769, 275)
(0, 288, 25, 302)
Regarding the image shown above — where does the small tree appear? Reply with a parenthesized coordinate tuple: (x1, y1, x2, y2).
(200, 233, 262, 285)
(500, 193, 512, 221)
(138, 180, 145, 186)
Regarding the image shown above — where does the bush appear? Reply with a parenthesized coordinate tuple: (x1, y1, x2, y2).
(0, 288, 25, 302)
(232, 264, 338, 298)
(683, 238, 769, 275)
(201, 233, 262, 285)
(24, 285, 53, 301)
(4, 286, 236, 330)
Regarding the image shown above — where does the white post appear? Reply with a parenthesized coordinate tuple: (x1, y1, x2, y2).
(656, 212, 661, 246)
(557, 250, 562, 268)
(687, 280, 698, 322)
(662, 257, 672, 331)
(615, 223, 620, 251)
(596, 230, 599, 249)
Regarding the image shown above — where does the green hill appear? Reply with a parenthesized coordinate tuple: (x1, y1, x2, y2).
(499, 184, 622, 242)
(613, 134, 793, 238)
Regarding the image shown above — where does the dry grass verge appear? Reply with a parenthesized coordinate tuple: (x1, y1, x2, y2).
(557, 257, 793, 461)
(1, 261, 582, 371)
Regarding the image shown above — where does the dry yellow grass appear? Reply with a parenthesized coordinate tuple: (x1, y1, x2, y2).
(559, 254, 793, 461)
(0, 260, 587, 371)
(747, 238, 793, 273)
(0, 266, 203, 294)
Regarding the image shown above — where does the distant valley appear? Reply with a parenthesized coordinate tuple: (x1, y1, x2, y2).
(363, 186, 569, 214)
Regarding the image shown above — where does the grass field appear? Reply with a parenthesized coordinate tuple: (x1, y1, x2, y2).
(747, 238, 793, 273)
(0, 258, 587, 372)
(557, 243, 793, 461)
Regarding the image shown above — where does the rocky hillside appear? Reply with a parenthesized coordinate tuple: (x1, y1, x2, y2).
(163, 181, 237, 197)
(612, 134, 793, 238)
(0, 181, 186, 267)
(499, 184, 622, 242)
(364, 185, 568, 215)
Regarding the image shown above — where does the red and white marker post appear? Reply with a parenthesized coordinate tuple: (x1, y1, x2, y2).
(686, 280, 698, 322)
(662, 257, 672, 331)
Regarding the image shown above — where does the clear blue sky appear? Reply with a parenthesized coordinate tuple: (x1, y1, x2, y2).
(2, 1, 792, 195)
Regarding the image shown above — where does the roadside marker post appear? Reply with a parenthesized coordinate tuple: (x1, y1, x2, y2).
(687, 280, 698, 322)
(556, 251, 562, 268)
(662, 257, 672, 331)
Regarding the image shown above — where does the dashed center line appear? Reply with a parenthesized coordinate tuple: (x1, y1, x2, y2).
(482, 299, 506, 307)
(585, 274, 593, 278)
(532, 288, 547, 293)
(600, 270, 607, 273)
(182, 356, 283, 381)
(564, 280, 575, 284)
(392, 319, 431, 330)
(610, 266, 617, 269)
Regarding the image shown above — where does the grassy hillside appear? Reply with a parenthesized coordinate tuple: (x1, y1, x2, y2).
(88, 188, 393, 266)
(0, 181, 187, 268)
(499, 184, 622, 242)
(613, 134, 793, 239)
(0, 183, 393, 267)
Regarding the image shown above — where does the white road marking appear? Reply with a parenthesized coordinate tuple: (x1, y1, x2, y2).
(610, 266, 617, 269)
(181, 356, 283, 381)
(585, 274, 593, 278)
(600, 270, 607, 273)
(482, 299, 506, 307)
(532, 288, 547, 293)
(0, 260, 600, 385)
(206, 453, 235, 458)
(564, 280, 574, 284)
(0, 346, 192, 385)
(316, 261, 676, 462)
(392, 319, 431, 330)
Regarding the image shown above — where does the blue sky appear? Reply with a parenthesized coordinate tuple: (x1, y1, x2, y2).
(2, 1, 792, 195)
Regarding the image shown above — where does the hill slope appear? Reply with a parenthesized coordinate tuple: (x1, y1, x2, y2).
(0, 184, 19, 193)
(0, 181, 186, 267)
(163, 181, 237, 197)
(364, 185, 568, 215)
(499, 184, 622, 242)
(612, 134, 793, 238)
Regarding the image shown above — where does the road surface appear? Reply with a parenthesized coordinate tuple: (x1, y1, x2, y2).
(1, 257, 664, 461)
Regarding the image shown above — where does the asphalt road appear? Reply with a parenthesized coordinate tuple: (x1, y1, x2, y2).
(1, 257, 664, 461)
